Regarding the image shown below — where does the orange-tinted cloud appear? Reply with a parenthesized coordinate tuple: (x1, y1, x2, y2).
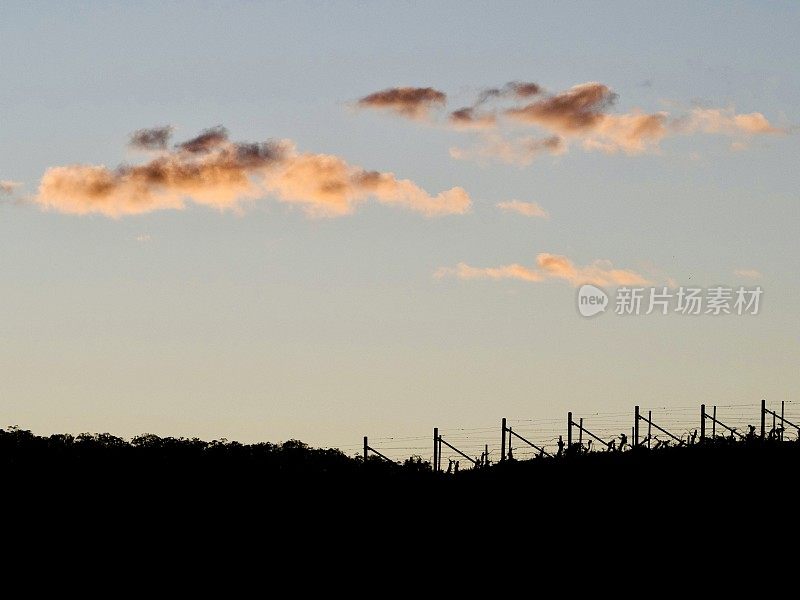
(34, 128, 471, 218)
(734, 269, 762, 279)
(357, 87, 446, 120)
(434, 262, 543, 282)
(506, 82, 617, 133)
(582, 111, 668, 154)
(505, 83, 669, 154)
(449, 134, 564, 166)
(436, 253, 650, 287)
(361, 80, 784, 162)
(264, 149, 471, 217)
(496, 200, 548, 218)
(677, 107, 783, 136)
(1, 180, 22, 194)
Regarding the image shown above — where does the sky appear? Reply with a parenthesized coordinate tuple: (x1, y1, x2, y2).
(1, 1, 798, 459)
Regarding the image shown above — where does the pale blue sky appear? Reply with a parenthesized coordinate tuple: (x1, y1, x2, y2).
(1, 1, 798, 457)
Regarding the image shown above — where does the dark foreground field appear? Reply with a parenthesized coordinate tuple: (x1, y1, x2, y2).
(4, 425, 797, 566)
(4, 426, 796, 505)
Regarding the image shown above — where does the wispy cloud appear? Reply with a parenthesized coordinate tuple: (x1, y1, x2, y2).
(436, 253, 650, 287)
(496, 200, 549, 218)
(448, 107, 497, 130)
(356, 87, 447, 121)
(1, 180, 23, 194)
(677, 108, 783, 136)
(734, 268, 762, 279)
(434, 262, 543, 282)
(34, 127, 471, 218)
(449, 133, 564, 166)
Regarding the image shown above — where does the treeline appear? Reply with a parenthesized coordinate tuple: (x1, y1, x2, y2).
(0, 426, 428, 479)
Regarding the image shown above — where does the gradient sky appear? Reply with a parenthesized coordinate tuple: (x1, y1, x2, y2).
(1, 1, 798, 458)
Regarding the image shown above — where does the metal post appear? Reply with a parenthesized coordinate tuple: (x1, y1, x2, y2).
(578, 417, 583, 452)
(634, 405, 640, 447)
(781, 401, 785, 441)
(700, 404, 705, 444)
(648, 410, 652, 449)
(712, 406, 717, 438)
(500, 418, 506, 462)
(363, 436, 368, 463)
(567, 411, 573, 449)
(508, 426, 512, 460)
(761, 399, 766, 439)
(433, 427, 438, 473)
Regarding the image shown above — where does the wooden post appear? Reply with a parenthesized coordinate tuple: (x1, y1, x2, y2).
(700, 404, 706, 443)
(567, 412, 573, 449)
(634, 405, 640, 447)
(578, 417, 583, 452)
(500, 418, 506, 462)
(648, 410, 652, 449)
(781, 401, 785, 441)
(761, 399, 766, 439)
(485, 444, 489, 466)
(508, 427, 513, 460)
(363, 436, 368, 463)
(433, 427, 438, 473)
(712, 406, 717, 438)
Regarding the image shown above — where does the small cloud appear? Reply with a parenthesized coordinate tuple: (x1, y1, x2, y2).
(356, 87, 446, 121)
(496, 200, 549, 218)
(1, 180, 23, 194)
(129, 126, 174, 151)
(730, 141, 748, 152)
(448, 107, 497, 130)
(450, 133, 564, 166)
(135, 234, 151, 243)
(436, 253, 650, 287)
(675, 107, 784, 136)
(434, 262, 543, 282)
(734, 269, 761, 279)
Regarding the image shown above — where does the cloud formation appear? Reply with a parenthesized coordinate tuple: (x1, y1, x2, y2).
(496, 200, 548, 218)
(1, 180, 23, 194)
(129, 126, 174, 151)
(734, 269, 762, 279)
(436, 253, 650, 287)
(34, 127, 471, 218)
(357, 87, 446, 120)
(360, 79, 784, 162)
